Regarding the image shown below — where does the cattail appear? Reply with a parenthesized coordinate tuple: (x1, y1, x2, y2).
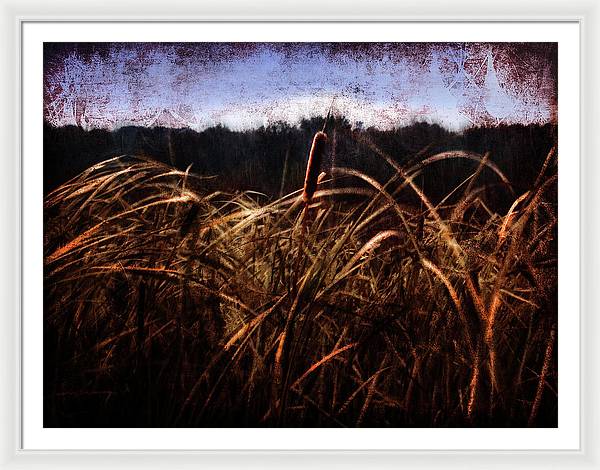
(302, 131, 328, 204)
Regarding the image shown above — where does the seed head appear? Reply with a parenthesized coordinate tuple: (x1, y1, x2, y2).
(302, 131, 328, 204)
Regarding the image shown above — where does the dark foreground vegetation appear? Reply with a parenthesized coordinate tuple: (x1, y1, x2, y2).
(43, 119, 557, 427)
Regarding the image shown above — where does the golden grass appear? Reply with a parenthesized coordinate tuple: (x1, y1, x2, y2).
(43, 136, 558, 427)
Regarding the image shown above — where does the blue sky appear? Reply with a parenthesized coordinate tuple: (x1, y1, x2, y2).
(43, 42, 557, 131)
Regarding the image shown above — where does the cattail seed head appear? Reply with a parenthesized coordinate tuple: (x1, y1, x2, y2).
(302, 131, 328, 204)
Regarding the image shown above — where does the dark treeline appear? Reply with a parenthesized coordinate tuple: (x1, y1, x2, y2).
(44, 117, 556, 211)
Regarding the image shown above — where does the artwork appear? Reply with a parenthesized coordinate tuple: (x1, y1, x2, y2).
(43, 42, 557, 428)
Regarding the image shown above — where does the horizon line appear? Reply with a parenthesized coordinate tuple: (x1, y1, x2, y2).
(43, 116, 557, 134)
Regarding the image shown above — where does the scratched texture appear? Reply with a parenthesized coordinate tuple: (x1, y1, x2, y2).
(43, 42, 557, 131)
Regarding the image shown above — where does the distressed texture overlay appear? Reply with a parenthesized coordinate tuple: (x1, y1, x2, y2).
(43, 42, 558, 429)
(44, 43, 557, 131)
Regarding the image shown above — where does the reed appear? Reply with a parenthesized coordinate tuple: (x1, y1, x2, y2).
(302, 131, 328, 204)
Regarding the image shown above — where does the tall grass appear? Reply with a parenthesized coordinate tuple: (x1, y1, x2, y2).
(43, 134, 558, 427)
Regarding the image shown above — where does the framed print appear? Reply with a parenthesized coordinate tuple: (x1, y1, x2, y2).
(1, 0, 599, 468)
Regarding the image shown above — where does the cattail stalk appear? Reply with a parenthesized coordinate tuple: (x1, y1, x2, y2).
(278, 146, 291, 199)
(279, 129, 327, 422)
(302, 131, 328, 204)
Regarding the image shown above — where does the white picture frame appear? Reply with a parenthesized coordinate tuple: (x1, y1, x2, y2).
(1, 0, 599, 468)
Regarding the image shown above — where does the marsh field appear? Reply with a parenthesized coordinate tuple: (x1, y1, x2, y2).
(43, 119, 558, 428)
